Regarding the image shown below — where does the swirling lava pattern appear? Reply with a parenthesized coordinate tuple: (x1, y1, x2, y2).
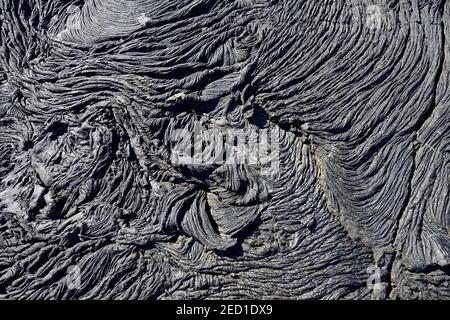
(0, 0, 449, 299)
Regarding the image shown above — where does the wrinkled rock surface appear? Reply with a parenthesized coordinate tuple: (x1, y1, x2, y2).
(0, 0, 448, 299)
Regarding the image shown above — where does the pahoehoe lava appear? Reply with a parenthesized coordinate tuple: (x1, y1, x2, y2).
(0, 0, 448, 300)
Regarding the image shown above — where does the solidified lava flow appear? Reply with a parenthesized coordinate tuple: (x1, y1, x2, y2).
(0, 0, 448, 300)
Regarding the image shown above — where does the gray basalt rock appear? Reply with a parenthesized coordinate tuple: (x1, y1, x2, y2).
(0, 0, 448, 300)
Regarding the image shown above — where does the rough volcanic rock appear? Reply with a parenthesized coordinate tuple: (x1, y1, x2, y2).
(0, 0, 448, 299)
